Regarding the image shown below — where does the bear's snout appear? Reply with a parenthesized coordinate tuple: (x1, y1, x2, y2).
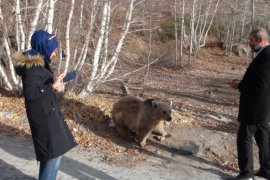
(166, 116, 172, 121)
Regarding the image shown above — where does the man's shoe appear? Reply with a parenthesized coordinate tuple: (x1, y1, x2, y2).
(226, 174, 254, 180)
(255, 169, 268, 178)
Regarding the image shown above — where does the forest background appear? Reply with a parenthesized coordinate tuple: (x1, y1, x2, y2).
(0, 0, 266, 95)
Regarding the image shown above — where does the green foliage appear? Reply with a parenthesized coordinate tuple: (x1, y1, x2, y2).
(160, 17, 191, 39)
(208, 22, 220, 37)
(160, 16, 221, 40)
(160, 19, 178, 39)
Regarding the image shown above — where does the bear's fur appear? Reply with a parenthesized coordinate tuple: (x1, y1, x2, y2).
(111, 96, 172, 147)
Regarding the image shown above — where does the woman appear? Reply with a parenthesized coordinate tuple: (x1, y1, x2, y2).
(12, 29, 77, 180)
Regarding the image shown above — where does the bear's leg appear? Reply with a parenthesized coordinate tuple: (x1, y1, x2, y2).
(137, 129, 151, 147)
(116, 125, 132, 141)
(153, 121, 171, 138)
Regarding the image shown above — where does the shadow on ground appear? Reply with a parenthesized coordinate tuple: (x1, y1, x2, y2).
(0, 131, 117, 180)
(0, 159, 36, 179)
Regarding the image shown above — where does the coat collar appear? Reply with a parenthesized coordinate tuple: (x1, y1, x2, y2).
(254, 45, 270, 58)
(12, 52, 45, 68)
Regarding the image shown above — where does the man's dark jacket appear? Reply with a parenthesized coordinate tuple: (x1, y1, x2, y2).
(238, 45, 270, 125)
(13, 53, 77, 161)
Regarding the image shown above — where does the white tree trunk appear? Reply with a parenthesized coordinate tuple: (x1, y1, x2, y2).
(239, 1, 248, 43)
(0, 64, 12, 90)
(191, 0, 219, 55)
(73, 0, 85, 68)
(229, 20, 236, 56)
(101, 0, 134, 80)
(27, 0, 43, 50)
(15, 0, 25, 51)
(0, 2, 19, 86)
(188, 0, 196, 65)
(194, 0, 203, 55)
(90, 1, 110, 81)
(47, 0, 56, 33)
(200, 0, 220, 47)
(179, 0, 186, 64)
(225, 26, 230, 55)
(80, 0, 135, 97)
(99, 1, 111, 73)
(251, 0, 255, 30)
(3, 38, 19, 85)
(64, 0, 75, 73)
(145, 4, 153, 78)
(75, 43, 86, 70)
(76, 0, 99, 71)
(174, 0, 178, 65)
(15, 20, 20, 52)
(0, 0, 13, 91)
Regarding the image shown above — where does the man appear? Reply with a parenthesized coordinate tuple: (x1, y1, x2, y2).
(229, 28, 270, 180)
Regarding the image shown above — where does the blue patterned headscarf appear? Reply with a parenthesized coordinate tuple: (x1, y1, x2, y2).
(24, 29, 59, 64)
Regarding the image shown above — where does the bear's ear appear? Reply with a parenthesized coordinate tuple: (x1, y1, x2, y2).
(144, 98, 157, 108)
(151, 100, 158, 108)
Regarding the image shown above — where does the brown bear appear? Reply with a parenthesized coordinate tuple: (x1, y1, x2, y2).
(111, 96, 172, 147)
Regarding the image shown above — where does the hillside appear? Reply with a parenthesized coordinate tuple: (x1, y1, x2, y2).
(0, 34, 256, 177)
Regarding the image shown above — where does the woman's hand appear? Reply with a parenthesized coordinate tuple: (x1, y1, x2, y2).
(52, 72, 66, 92)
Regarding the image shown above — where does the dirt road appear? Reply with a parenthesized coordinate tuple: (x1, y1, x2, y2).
(0, 132, 239, 180)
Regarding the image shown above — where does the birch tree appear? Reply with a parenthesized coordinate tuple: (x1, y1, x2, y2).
(89, 1, 110, 81)
(193, 0, 220, 55)
(100, 0, 134, 80)
(15, 0, 25, 51)
(188, 0, 196, 65)
(79, 0, 135, 97)
(251, 0, 255, 30)
(72, 0, 85, 68)
(239, 0, 248, 43)
(0, 0, 13, 90)
(179, 0, 186, 64)
(174, 0, 178, 65)
(76, 0, 99, 72)
(0, 64, 12, 90)
(229, 19, 236, 56)
(27, 0, 43, 49)
(64, 0, 75, 73)
(146, 4, 154, 78)
(47, 0, 56, 33)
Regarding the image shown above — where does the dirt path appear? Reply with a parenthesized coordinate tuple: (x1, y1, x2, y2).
(0, 132, 237, 180)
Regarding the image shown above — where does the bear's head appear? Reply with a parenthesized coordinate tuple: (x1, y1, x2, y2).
(144, 98, 172, 121)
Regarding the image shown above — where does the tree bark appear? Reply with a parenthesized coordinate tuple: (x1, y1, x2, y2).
(27, 0, 43, 49)
(15, 0, 25, 51)
(64, 0, 75, 73)
(179, 0, 186, 64)
(188, 0, 196, 65)
(47, 0, 56, 33)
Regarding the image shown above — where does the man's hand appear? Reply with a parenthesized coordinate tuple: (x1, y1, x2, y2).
(229, 79, 239, 89)
(52, 72, 66, 92)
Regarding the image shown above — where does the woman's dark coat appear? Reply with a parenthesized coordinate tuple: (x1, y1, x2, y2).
(238, 45, 270, 125)
(13, 53, 77, 161)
